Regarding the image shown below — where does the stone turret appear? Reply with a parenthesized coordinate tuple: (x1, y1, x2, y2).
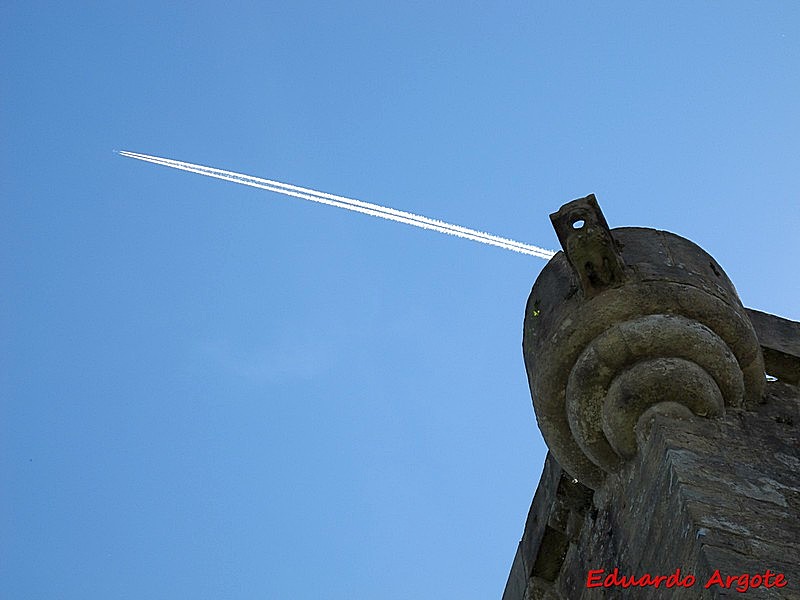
(504, 197, 799, 599)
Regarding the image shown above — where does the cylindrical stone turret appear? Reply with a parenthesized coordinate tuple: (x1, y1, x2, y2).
(523, 195, 765, 489)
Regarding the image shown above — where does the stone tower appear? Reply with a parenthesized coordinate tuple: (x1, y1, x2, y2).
(503, 197, 799, 599)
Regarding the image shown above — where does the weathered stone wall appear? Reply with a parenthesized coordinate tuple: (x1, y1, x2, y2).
(503, 380, 800, 599)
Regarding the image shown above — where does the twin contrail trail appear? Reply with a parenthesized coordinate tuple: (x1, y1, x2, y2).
(117, 150, 556, 260)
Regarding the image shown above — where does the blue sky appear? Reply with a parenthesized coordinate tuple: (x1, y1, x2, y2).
(2, 3, 799, 599)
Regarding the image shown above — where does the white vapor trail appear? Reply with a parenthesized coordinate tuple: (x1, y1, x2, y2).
(117, 150, 556, 260)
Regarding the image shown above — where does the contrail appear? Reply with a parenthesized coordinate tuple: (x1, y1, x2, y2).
(117, 150, 557, 259)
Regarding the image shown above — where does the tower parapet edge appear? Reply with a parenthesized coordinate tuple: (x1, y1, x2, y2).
(504, 196, 799, 599)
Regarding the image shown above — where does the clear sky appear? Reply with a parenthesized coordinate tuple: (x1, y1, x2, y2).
(2, 3, 799, 599)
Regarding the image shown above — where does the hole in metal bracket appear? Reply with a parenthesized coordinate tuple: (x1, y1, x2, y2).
(572, 219, 585, 230)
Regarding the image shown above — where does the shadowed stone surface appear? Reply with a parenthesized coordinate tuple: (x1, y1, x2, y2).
(504, 381, 800, 599)
(747, 308, 800, 385)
